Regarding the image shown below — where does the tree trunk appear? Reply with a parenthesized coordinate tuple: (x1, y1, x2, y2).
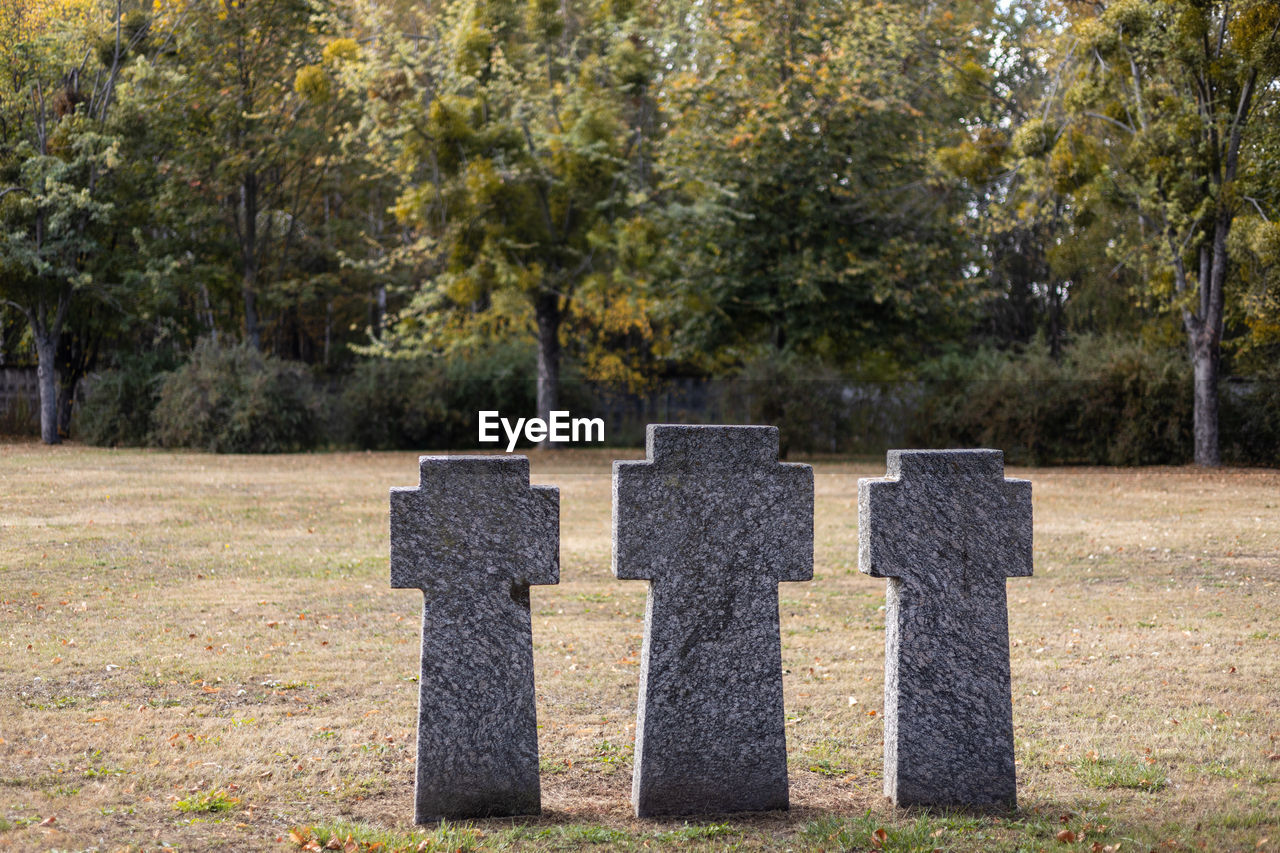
(243, 281, 260, 349)
(35, 331, 59, 444)
(535, 291, 561, 448)
(1187, 210, 1230, 468)
(241, 172, 261, 349)
(1191, 334, 1221, 467)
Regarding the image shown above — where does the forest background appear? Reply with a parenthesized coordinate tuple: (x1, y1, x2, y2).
(2, 0, 1280, 466)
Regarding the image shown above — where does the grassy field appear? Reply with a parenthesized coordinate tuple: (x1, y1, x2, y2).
(0, 443, 1276, 852)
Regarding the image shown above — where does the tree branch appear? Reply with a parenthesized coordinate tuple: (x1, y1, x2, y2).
(1244, 196, 1271, 222)
(1086, 111, 1136, 134)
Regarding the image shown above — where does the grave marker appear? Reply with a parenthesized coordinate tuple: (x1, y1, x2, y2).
(390, 455, 558, 822)
(858, 449, 1032, 807)
(613, 425, 813, 816)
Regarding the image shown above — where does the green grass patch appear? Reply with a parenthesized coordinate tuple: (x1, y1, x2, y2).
(531, 825, 632, 847)
(591, 739, 631, 768)
(651, 822, 734, 843)
(173, 790, 240, 813)
(808, 759, 847, 776)
(294, 819, 484, 852)
(803, 812, 944, 853)
(538, 756, 571, 774)
(1074, 755, 1168, 792)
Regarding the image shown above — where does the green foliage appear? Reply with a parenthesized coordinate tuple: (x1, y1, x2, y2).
(4, 0, 1280, 457)
(736, 353, 857, 458)
(152, 340, 322, 453)
(173, 789, 239, 813)
(656, 0, 984, 371)
(77, 351, 174, 446)
(348, 0, 663, 406)
(339, 341, 535, 450)
(913, 337, 1195, 465)
(1053, 0, 1280, 463)
(1221, 368, 1280, 466)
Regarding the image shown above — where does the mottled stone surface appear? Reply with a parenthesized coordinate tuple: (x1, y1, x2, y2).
(613, 424, 813, 817)
(858, 449, 1032, 808)
(390, 456, 558, 822)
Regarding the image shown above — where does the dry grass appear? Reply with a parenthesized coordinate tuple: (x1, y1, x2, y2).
(0, 443, 1276, 852)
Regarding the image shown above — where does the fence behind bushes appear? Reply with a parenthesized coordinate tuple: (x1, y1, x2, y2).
(0, 367, 38, 435)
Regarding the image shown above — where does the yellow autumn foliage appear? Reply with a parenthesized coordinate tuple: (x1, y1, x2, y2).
(322, 37, 359, 64)
(294, 63, 331, 103)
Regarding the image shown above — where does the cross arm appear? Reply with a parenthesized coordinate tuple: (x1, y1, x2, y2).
(857, 476, 901, 579)
(774, 462, 814, 583)
(389, 455, 559, 590)
(515, 484, 560, 587)
(611, 459, 654, 581)
(1000, 477, 1034, 578)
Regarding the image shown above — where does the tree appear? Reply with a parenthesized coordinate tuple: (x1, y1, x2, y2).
(350, 0, 661, 433)
(128, 0, 359, 352)
(1060, 0, 1280, 465)
(654, 0, 988, 374)
(0, 0, 145, 443)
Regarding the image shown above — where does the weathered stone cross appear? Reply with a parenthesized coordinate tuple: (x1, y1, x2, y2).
(858, 449, 1032, 808)
(390, 455, 559, 822)
(613, 424, 813, 817)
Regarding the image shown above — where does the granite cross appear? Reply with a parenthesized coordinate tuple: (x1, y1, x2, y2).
(613, 424, 813, 817)
(858, 449, 1032, 808)
(390, 455, 559, 822)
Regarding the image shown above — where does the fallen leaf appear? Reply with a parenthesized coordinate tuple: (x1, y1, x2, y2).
(289, 828, 310, 846)
(1057, 829, 1077, 843)
(325, 835, 343, 850)
(39, 816, 56, 827)
(872, 827, 888, 847)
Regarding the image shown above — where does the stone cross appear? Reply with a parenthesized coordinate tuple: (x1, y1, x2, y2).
(613, 424, 813, 817)
(858, 449, 1032, 808)
(390, 455, 558, 822)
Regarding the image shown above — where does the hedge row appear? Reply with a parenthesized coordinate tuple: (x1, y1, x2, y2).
(75, 337, 1280, 465)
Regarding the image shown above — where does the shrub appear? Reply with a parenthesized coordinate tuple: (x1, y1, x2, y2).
(152, 339, 322, 453)
(77, 351, 174, 446)
(734, 353, 851, 457)
(1221, 368, 1280, 466)
(339, 340, 537, 450)
(912, 337, 1193, 465)
(339, 356, 454, 450)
